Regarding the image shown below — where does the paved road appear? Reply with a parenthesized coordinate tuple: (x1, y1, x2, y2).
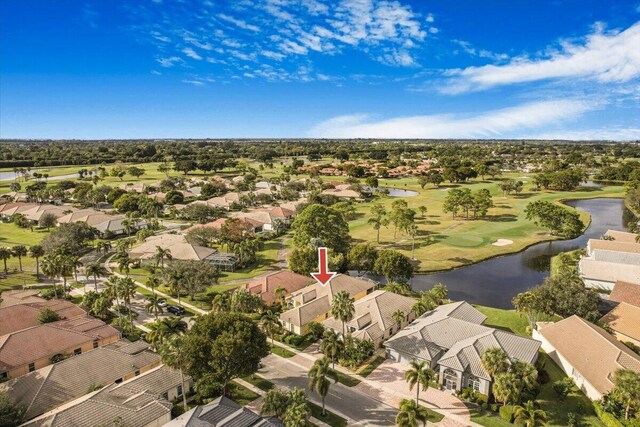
(258, 354, 398, 426)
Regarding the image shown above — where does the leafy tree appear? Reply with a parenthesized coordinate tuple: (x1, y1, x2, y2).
(417, 175, 429, 189)
(11, 245, 27, 271)
(513, 401, 547, 427)
(182, 312, 269, 397)
(186, 226, 219, 247)
(38, 212, 58, 230)
(472, 189, 493, 218)
(524, 200, 584, 238)
(260, 389, 290, 419)
(159, 335, 190, 411)
(611, 368, 640, 420)
(0, 391, 25, 427)
(395, 398, 429, 427)
(348, 243, 378, 274)
(127, 166, 145, 179)
(404, 360, 435, 406)
(426, 170, 444, 187)
(373, 249, 414, 281)
(38, 307, 62, 323)
(41, 222, 95, 256)
(308, 357, 338, 416)
(180, 203, 224, 224)
(331, 290, 355, 337)
(291, 204, 351, 255)
(174, 160, 196, 175)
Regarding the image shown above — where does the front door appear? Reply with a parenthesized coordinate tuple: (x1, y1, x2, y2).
(445, 378, 456, 390)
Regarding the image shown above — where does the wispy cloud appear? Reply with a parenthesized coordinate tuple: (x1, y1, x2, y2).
(442, 21, 640, 94)
(182, 47, 202, 60)
(156, 56, 184, 68)
(308, 99, 597, 138)
(217, 13, 261, 32)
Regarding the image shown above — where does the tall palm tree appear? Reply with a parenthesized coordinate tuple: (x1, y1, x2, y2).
(84, 262, 108, 292)
(154, 246, 172, 268)
(480, 348, 509, 379)
(513, 401, 547, 427)
(69, 256, 82, 284)
(212, 292, 231, 312)
(308, 357, 338, 416)
(512, 360, 538, 391)
(158, 316, 188, 336)
(395, 399, 429, 427)
(273, 286, 287, 306)
(145, 294, 165, 320)
(261, 311, 281, 345)
(11, 245, 27, 272)
(119, 277, 137, 330)
(116, 253, 131, 276)
(392, 309, 406, 330)
(320, 329, 344, 371)
(54, 252, 73, 296)
(404, 360, 435, 407)
(159, 336, 189, 411)
(145, 276, 160, 296)
(29, 245, 45, 279)
(40, 255, 59, 298)
(105, 275, 121, 311)
(0, 247, 12, 274)
(330, 291, 355, 338)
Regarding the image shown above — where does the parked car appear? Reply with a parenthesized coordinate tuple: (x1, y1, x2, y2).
(167, 305, 186, 315)
(157, 299, 168, 307)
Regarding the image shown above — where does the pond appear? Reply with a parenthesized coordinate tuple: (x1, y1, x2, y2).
(365, 187, 419, 197)
(369, 198, 633, 309)
(0, 171, 78, 182)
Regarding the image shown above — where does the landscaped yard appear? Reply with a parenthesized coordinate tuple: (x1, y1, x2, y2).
(240, 374, 275, 392)
(474, 305, 530, 337)
(358, 356, 386, 377)
(270, 344, 296, 358)
(0, 222, 50, 289)
(227, 381, 261, 406)
(308, 401, 348, 427)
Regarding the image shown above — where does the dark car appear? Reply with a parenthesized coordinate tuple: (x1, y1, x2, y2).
(167, 305, 186, 315)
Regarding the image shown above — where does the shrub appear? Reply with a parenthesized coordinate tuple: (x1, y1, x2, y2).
(552, 377, 574, 399)
(499, 405, 515, 423)
(38, 307, 62, 324)
(593, 402, 624, 427)
(490, 404, 499, 413)
(307, 321, 325, 340)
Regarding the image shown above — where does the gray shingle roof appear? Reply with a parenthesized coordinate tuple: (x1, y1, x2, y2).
(165, 396, 283, 427)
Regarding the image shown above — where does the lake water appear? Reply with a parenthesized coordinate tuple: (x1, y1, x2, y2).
(371, 198, 632, 309)
(0, 171, 78, 182)
(365, 187, 419, 197)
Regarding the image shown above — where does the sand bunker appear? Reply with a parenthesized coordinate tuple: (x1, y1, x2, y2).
(492, 239, 514, 246)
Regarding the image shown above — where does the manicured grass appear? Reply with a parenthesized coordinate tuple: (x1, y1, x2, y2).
(474, 305, 530, 337)
(240, 375, 275, 392)
(359, 356, 386, 377)
(270, 344, 296, 358)
(308, 401, 348, 427)
(335, 371, 361, 387)
(217, 239, 282, 283)
(422, 406, 445, 423)
(227, 381, 261, 406)
(471, 412, 512, 427)
(550, 248, 584, 277)
(537, 353, 604, 427)
(0, 222, 50, 289)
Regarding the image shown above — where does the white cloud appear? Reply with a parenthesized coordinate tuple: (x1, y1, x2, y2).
(534, 128, 640, 141)
(182, 79, 205, 86)
(443, 21, 640, 94)
(217, 13, 260, 32)
(377, 49, 416, 67)
(182, 47, 202, 60)
(156, 56, 184, 67)
(308, 100, 596, 138)
(425, 13, 435, 23)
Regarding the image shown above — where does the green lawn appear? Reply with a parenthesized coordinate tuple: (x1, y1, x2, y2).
(471, 412, 512, 427)
(335, 371, 361, 387)
(227, 381, 261, 406)
(0, 222, 50, 289)
(474, 305, 530, 337)
(270, 344, 296, 358)
(217, 239, 282, 283)
(358, 356, 386, 377)
(308, 401, 348, 427)
(240, 375, 275, 392)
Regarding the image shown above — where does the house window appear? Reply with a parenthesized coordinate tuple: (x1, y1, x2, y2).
(93, 340, 99, 349)
(74, 348, 82, 356)
(467, 376, 481, 392)
(115, 378, 123, 384)
(177, 385, 183, 397)
(1, 372, 8, 381)
(135, 370, 140, 376)
(443, 369, 457, 391)
(162, 392, 169, 400)
(28, 363, 35, 372)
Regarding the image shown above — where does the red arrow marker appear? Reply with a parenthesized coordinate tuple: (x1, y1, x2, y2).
(311, 247, 336, 286)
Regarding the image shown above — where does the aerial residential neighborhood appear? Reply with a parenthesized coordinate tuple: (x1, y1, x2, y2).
(1, 1, 640, 426)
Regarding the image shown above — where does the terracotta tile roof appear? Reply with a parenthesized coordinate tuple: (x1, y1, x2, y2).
(0, 300, 87, 336)
(604, 230, 640, 244)
(0, 318, 120, 371)
(587, 239, 640, 255)
(130, 234, 216, 261)
(239, 271, 313, 305)
(0, 290, 45, 308)
(579, 258, 640, 284)
(537, 315, 640, 395)
(601, 302, 640, 342)
(609, 281, 640, 307)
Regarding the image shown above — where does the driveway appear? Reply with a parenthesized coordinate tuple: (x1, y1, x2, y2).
(357, 360, 471, 424)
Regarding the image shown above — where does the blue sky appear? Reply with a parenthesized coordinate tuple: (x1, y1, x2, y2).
(1, 0, 639, 140)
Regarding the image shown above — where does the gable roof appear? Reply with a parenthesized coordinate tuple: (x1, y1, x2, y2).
(537, 315, 640, 395)
(591, 249, 640, 265)
(587, 239, 640, 255)
(0, 317, 120, 372)
(1, 340, 159, 420)
(604, 230, 640, 243)
(600, 302, 640, 342)
(130, 234, 216, 261)
(579, 258, 640, 284)
(0, 290, 45, 308)
(0, 300, 87, 336)
(609, 281, 640, 308)
(239, 271, 313, 305)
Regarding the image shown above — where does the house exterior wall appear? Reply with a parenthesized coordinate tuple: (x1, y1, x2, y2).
(533, 329, 602, 400)
(582, 278, 615, 291)
(439, 366, 462, 391)
(610, 330, 640, 347)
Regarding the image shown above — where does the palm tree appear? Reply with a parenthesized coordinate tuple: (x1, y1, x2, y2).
(40, 255, 59, 298)
(212, 292, 231, 312)
(330, 290, 355, 338)
(395, 398, 429, 427)
(260, 390, 289, 418)
(119, 277, 137, 330)
(513, 401, 547, 427)
(493, 372, 520, 406)
(512, 360, 538, 391)
(0, 247, 12, 274)
(145, 294, 164, 320)
(261, 311, 281, 345)
(159, 336, 189, 411)
(404, 360, 435, 407)
(11, 245, 27, 272)
(273, 286, 287, 306)
(116, 253, 131, 276)
(154, 246, 172, 268)
(145, 276, 160, 296)
(85, 262, 108, 292)
(392, 309, 406, 330)
(158, 316, 188, 336)
(481, 347, 509, 379)
(69, 256, 82, 284)
(320, 329, 344, 370)
(105, 275, 121, 311)
(29, 245, 45, 279)
(308, 357, 338, 416)
(54, 252, 73, 296)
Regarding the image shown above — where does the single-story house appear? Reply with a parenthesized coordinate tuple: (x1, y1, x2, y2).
(586, 239, 640, 256)
(0, 317, 121, 380)
(0, 340, 161, 421)
(579, 257, 640, 290)
(0, 300, 87, 336)
(20, 204, 70, 223)
(608, 280, 640, 308)
(322, 290, 416, 348)
(321, 188, 362, 199)
(533, 315, 640, 400)
(203, 192, 241, 209)
(165, 395, 283, 427)
(183, 217, 260, 235)
(385, 301, 541, 396)
(603, 229, 640, 243)
(0, 289, 46, 308)
(280, 274, 378, 335)
(238, 270, 314, 305)
(601, 302, 640, 347)
(0, 202, 39, 219)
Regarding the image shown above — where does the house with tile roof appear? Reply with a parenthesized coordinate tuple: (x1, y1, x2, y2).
(533, 315, 640, 400)
(238, 270, 313, 305)
(0, 289, 46, 308)
(603, 229, 640, 243)
(21, 364, 187, 427)
(322, 290, 416, 348)
(1, 340, 161, 421)
(165, 396, 283, 427)
(601, 302, 640, 347)
(579, 256, 640, 290)
(385, 301, 540, 396)
(279, 274, 378, 335)
(0, 299, 87, 336)
(609, 281, 640, 308)
(586, 239, 640, 256)
(0, 316, 120, 380)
